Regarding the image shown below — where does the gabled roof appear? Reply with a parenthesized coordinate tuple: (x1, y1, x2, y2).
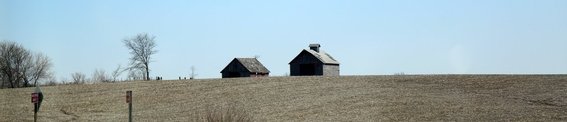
(222, 58, 270, 73)
(236, 58, 270, 73)
(290, 49, 340, 65)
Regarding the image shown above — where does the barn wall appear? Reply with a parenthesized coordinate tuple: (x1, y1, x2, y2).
(241, 72, 251, 77)
(290, 51, 321, 64)
(290, 51, 324, 76)
(290, 64, 300, 76)
(323, 64, 340, 76)
(223, 61, 246, 72)
(315, 64, 324, 75)
(290, 63, 324, 76)
(221, 60, 251, 78)
(250, 73, 269, 77)
(222, 71, 251, 78)
(222, 72, 237, 78)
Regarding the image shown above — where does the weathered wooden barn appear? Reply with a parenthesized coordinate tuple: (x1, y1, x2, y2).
(221, 58, 270, 78)
(289, 44, 340, 76)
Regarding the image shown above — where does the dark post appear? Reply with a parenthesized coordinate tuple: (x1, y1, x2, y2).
(126, 91, 132, 122)
(31, 93, 38, 122)
(32, 84, 43, 122)
(34, 103, 37, 122)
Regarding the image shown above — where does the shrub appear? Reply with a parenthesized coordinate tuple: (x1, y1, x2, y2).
(202, 104, 252, 122)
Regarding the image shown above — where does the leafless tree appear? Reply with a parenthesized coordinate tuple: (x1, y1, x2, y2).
(190, 65, 197, 79)
(0, 41, 30, 88)
(92, 69, 110, 83)
(59, 77, 69, 85)
(122, 33, 157, 81)
(44, 75, 58, 86)
(0, 73, 3, 88)
(71, 72, 87, 84)
(111, 64, 125, 82)
(23, 53, 52, 86)
(127, 68, 145, 81)
(0, 41, 53, 88)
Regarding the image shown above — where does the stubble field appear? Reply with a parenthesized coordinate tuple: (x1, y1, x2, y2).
(1, 75, 567, 121)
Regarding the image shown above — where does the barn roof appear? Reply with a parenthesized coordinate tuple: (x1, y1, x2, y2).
(289, 49, 339, 65)
(303, 49, 340, 64)
(235, 58, 270, 73)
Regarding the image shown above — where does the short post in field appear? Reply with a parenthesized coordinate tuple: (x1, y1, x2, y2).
(32, 84, 43, 122)
(32, 93, 38, 122)
(126, 91, 132, 122)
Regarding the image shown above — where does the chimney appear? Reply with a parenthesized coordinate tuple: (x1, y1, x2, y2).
(309, 44, 320, 52)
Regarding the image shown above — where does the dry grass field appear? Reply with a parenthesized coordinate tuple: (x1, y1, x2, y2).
(1, 75, 567, 121)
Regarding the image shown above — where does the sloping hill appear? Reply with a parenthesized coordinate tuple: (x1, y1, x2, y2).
(2, 75, 567, 121)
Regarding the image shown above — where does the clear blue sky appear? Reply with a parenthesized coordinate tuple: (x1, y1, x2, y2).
(2, 0, 566, 80)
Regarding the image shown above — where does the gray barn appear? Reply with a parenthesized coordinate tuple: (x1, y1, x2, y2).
(289, 44, 340, 76)
(221, 58, 270, 78)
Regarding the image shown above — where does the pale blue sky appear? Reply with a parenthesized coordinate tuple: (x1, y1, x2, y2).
(1, 0, 566, 80)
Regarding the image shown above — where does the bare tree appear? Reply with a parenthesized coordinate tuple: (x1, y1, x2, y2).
(92, 69, 110, 83)
(0, 41, 53, 88)
(44, 75, 58, 86)
(111, 64, 125, 82)
(0, 41, 30, 88)
(71, 72, 87, 84)
(122, 33, 157, 81)
(23, 53, 52, 86)
(59, 77, 69, 85)
(190, 65, 197, 79)
(127, 68, 145, 81)
(0, 73, 3, 88)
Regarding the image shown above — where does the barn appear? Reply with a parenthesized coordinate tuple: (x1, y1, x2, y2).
(220, 58, 270, 78)
(289, 44, 340, 76)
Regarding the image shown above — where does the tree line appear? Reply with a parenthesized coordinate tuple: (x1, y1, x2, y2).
(1, 33, 159, 89)
(0, 41, 52, 88)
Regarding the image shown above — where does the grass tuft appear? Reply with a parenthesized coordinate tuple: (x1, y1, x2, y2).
(202, 103, 252, 122)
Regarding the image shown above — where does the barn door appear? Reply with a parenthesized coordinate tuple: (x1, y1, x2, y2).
(299, 64, 316, 76)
